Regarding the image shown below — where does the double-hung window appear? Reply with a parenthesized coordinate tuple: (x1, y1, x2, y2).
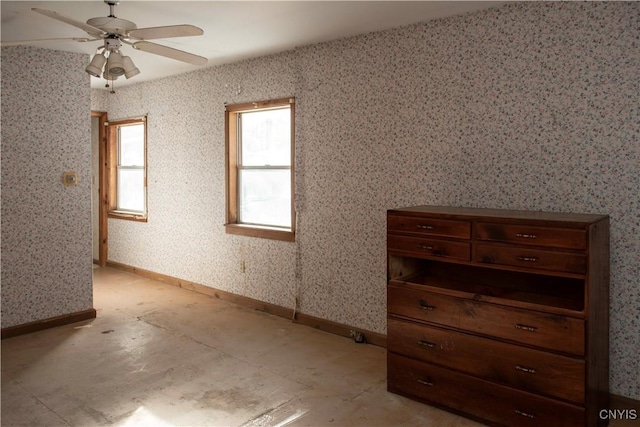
(225, 98, 295, 241)
(107, 117, 147, 221)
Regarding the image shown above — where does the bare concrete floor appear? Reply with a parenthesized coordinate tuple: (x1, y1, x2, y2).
(0, 267, 621, 426)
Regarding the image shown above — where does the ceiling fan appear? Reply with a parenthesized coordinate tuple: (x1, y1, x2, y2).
(3, 0, 207, 89)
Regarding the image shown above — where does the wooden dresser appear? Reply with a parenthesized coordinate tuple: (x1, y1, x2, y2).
(386, 206, 609, 427)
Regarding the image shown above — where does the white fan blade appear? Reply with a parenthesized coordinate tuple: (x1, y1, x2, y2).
(133, 41, 207, 65)
(128, 25, 203, 40)
(1, 37, 99, 46)
(31, 8, 105, 37)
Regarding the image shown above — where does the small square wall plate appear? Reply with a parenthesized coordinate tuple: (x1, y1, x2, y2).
(62, 171, 78, 187)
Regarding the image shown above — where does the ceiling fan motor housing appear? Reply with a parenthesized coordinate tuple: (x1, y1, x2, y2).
(87, 17, 137, 36)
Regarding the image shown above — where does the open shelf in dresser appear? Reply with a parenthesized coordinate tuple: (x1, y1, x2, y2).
(389, 259, 586, 316)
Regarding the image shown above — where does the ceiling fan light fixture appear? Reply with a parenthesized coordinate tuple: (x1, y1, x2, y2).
(103, 69, 119, 81)
(122, 56, 140, 79)
(86, 52, 106, 77)
(106, 51, 126, 77)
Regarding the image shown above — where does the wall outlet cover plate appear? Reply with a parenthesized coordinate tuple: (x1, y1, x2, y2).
(62, 171, 78, 186)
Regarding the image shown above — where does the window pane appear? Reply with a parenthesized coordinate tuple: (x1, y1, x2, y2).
(239, 169, 291, 228)
(119, 124, 145, 166)
(117, 168, 145, 212)
(240, 108, 290, 166)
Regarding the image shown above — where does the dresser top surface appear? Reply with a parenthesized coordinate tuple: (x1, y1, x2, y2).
(388, 205, 608, 224)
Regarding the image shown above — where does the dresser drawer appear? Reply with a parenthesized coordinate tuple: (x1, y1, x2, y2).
(388, 353, 585, 427)
(475, 222, 587, 250)
(475, 243, 587, 274)
(388, 318, 585, 403)
(388, 215, 471, 239)
(387, 235, 470, 261)
(387, 284, 585, 355)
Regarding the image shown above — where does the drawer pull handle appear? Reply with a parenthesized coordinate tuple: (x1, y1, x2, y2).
(515, 365, 537, 374)
(515, 323, 538, 332)
(514, 409, 536, 419)
(516, 233, 537, 239)
(419, 300, 436, 311)
(416, 224, 434, 230)
(417, 379, 434, 387)
(516, 256, 538, 263)
(418, 340, 436, 349)
(417, 244, 435, 251)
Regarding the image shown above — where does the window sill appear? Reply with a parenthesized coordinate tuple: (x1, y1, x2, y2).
(108, 211, 148, 222)
(225, 223, 295, 242)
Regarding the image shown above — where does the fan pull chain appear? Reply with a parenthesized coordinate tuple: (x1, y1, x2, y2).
(105, 76, 116, 94)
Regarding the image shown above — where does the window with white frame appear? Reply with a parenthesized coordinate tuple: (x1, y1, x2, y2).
(225, 98, 295, 241)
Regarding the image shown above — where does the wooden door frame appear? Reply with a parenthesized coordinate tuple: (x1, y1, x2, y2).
(92, 111, 108, 266)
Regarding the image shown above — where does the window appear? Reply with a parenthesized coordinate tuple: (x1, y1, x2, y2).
(225, 98, 295, 241)
(107, 117, 147, 221)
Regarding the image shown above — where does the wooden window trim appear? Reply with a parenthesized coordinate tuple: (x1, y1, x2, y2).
(107, 117, 148, 222)
(225, 98, 295, 242)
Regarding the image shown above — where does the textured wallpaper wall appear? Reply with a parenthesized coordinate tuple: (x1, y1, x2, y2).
(101, 53, 299, 310)
(1, 46, 94, 328)
(95, 2, 639, 399)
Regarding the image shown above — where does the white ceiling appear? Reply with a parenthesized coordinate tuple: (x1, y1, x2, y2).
(1, 1, 505, 89)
